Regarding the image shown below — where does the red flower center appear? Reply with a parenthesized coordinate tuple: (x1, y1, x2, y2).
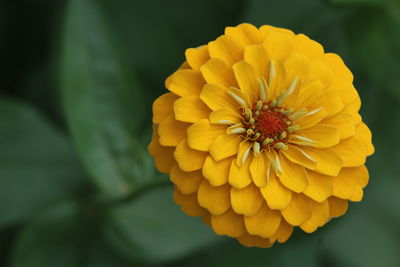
(255, 109, 289, 139)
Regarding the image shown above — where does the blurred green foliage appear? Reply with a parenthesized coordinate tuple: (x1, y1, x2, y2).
(0, 0, 399, 266)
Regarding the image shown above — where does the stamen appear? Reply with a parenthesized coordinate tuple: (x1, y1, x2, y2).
(299, 148, 316, 162)
(262, 138, 273, 146)
(270, 155, 282, 176)
(269, 60, 276, 85)
(253, 142, 261, 155)
(292, 134, 315, 143)
(214, 120, 234, 125)
(280, 131, 287, 139)
(287, 77, 299, 96)
(258, 77, 268, 102)
(256, 100, 263, 111)
(227, 87, 248, 108)
(269, 98, 277, 107)
(274, 142, 288, 150)
(287, 125, 300, 133)
(244, 109, 252, 121)
(304, 107, 324, 116)
(241, 146, 251, 165)
(276, 90, 288, 106)
(228, 127, 246, 135)
(289, 108, 307, 121)
(247, 129, 254, 136)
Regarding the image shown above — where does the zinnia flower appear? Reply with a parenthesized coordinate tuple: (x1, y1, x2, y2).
(148, 23, 374, 248)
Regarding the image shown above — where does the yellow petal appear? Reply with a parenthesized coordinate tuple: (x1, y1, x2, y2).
(200, 83, 238, 111)
(332, 166, 365, 199)
(229, 156, 252, 189)
(328, 197, 348, 218)
(225, 23, 263, 46)
(304, 171, 333, 203)
(263, 30, 296, 60)
(300, 147, 343, 176)
(170, 164, 203, 195)
(200, 58, 237, 87)
(331, 135, 367, 167)
(244, 203, 281, 238)
(208, 35, 242, 65)
(260, 171, 292, 210)
(292, 79, 325, 111)
(327, 78, 359, 107)
(237, 233, 273, 248)
(294, 34, 324, 59)
(173, 188, 206, 217)
(148, 125, 175, 173)
(269, 220, 294, 243)
(259, 25, 294, 37)
(358, 165, 369, 188)
(356, 122, 374, 156)
(300, 200, 329, 233)
(202, 156, 232, 186)
(174, 95, 210, 123)
(231, 183, 263, 216)
(210, 135, 241, 161)
(187, 119, 226, 151)
(185, 45, 209, 70)
(306, 58, 333, 86)
(321, 113, 355, 140)
(249, 154, 269, 187)
(158, 114, 188, 146)
(244, 44, 269, 78)
(268, 59, 287, 99)
(281, 193, 312, 226)
(209, 108, 242, 125)
(152, 92, 179, 124)
(342, 100, 361, 124)
(174, 139, 207, 172)
(295, 108, 327, 130)
(279, 157, 309, 193)
(323, 53, 353, 82)
(197, 180, 230, 215)
(295, 124, 340, 148)
(281, 145, 316, 170)
(165, 69, 205, 97)
(284, 52, 311, 83)
(350, 186, 363, 202)
(233, 60, 259, 102)
(211, 209, 245, 237)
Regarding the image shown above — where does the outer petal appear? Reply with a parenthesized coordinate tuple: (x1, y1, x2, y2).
(263, 30, 296, 60)
(327, 78, 359, 106)
(294, 34, 324, 59)
(309, 90, 344, 117)
(300, 200, 329, 233)
(209, 135, 241, 161)
(328, 197, 348, 218)
(225, 23, 263, 46)
(229, 156, 252, 189)
(152, 92, 179, 124)
(166, 69, 205, 97)
(148, 126, 175, 173)
(281, 193, 312, 226)
(284, 52, 311, 84)
(211, 209, 246, 237)
(158, 114, 188, 146)
(231, 183, 263, 216)
(233, 60, 259, 102)
(321, 113, 355, 140)
(185, 45, 209, 70)
(208, 35, 243, 65)
(323, 53, 353, 82)
(187, 119, 226, 151)
(307, 58, 333, 86)
(244, 203, 281, 238)
(281, 145, 316, 170)
(209, 108, 242, 125)
(202, 156, 232, 186)
(174, 95, 211, 123)
(332, 166, 365, 199)
(174, 139, 207, 172)
(200, 58, 237, 87)
(269, 220, 294, 243)
(331, 134, 367, 167)
(197, 180, 230, 215)
(279, 157, 309, 193)
(170, 164, 203, 194)
(260, 171, 292, 210)
(356, 122, 374, 156)
(237, 233, 273, 248)
(173, 189, 207, 217)
(292, 79, 325, 110)
(303, 171, 333, 203)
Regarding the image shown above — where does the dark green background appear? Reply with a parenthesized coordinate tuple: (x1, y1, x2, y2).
(0, 0, 399, 266)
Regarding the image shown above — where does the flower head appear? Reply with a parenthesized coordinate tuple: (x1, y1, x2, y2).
(149, 23, 374, 248)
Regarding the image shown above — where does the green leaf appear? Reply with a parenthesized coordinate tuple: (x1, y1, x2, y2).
(61, 0, 155, 198)
(10, 199, 134, 267)
(0, 96, 87, 228)
(103, 186, 222, 263)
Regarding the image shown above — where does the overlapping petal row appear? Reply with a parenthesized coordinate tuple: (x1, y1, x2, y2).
(148, 23, 374, 248)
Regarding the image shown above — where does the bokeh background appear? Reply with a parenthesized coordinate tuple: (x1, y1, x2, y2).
(1, 0, 400, 266)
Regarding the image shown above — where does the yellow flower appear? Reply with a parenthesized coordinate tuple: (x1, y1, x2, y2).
(148, 23, 374, 248)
